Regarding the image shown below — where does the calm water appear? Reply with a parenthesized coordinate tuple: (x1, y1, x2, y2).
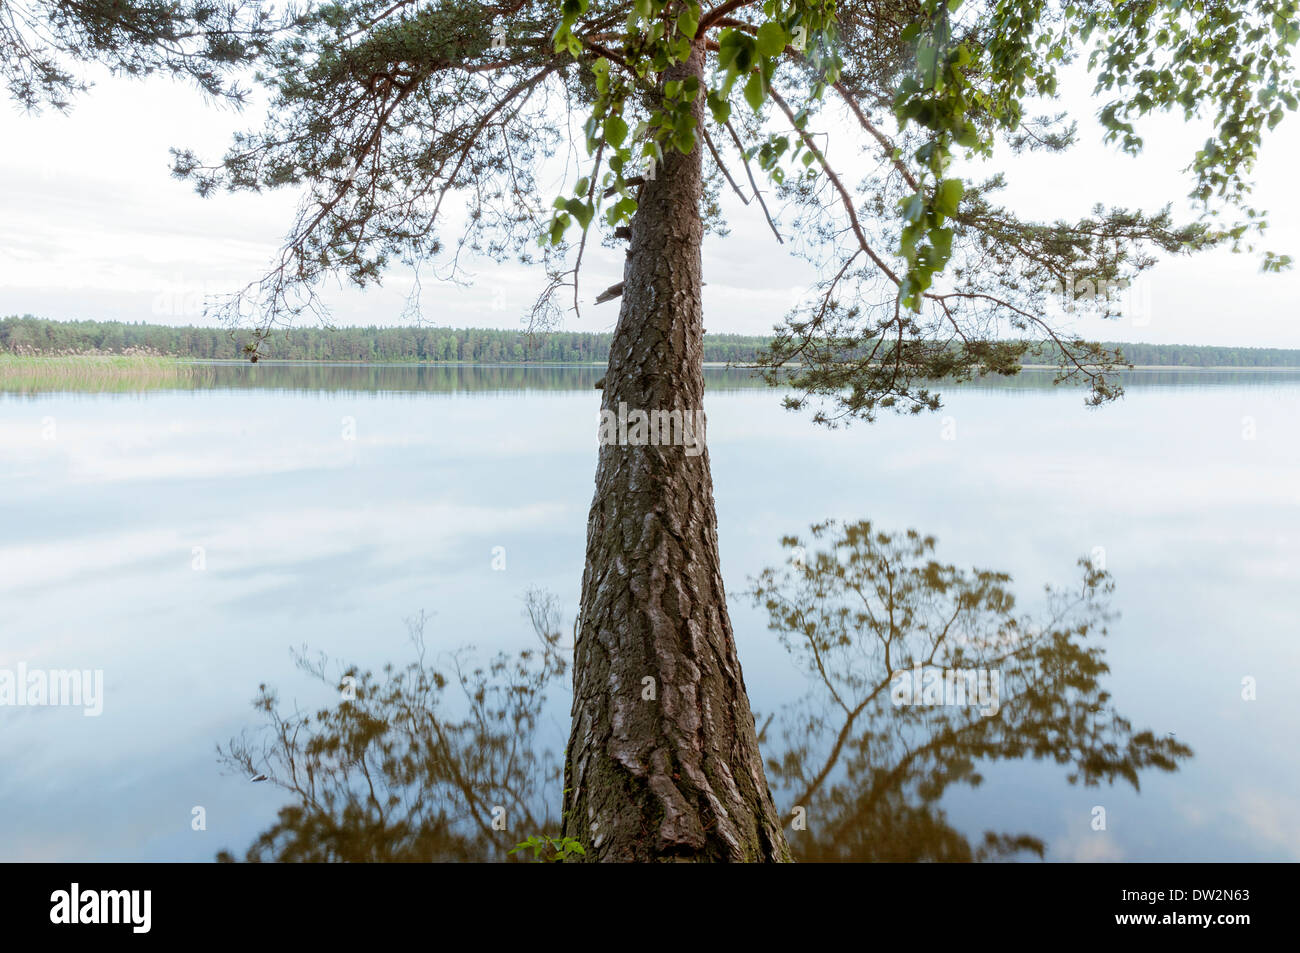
(1, 364, 1297, 861)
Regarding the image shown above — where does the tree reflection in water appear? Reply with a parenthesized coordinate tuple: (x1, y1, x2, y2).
(748, 520, 1189, 861)
(217, 521, 1190, 862)
(216, 601, 569, 862)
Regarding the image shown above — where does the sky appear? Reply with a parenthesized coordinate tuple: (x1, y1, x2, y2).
(1, 57, 1298, 347)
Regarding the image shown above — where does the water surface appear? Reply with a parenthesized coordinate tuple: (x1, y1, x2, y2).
(1, 364, 1297, 861)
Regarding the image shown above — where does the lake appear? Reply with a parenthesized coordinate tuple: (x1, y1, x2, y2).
(1, 363, 1297, 861)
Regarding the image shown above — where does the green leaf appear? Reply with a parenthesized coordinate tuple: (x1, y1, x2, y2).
(899, 222, 918, 260)
(744, 71, 766, 112)
(604, 115, 628, 147)
(954, 122, 980, 149)
(549, 213, 570, 245)
(732, 35, 756, 73)
(707, 89, 732, 125)
(716, 28, 742, 71)
(899, 193, 925, 224)
(755, 22, 788, 58)
(676, 6, 699, 39)
(564, 199, 594, 230)
(606, 195, 637, 226)
(931, 226, 953, 260)
(917, 42, 938, 80)
(936, 178, 964, 216)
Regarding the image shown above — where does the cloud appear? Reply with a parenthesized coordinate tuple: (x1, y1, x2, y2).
(2, 62, 1299, 343)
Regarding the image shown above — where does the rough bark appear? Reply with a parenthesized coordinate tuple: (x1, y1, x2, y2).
(562, 45, 790, 862)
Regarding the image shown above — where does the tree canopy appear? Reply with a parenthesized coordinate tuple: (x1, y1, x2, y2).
(166, 0, 1300, 421)
(0, 0, 278, 109)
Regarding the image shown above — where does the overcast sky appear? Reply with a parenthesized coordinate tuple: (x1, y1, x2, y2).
(2, 59, 1298, 346)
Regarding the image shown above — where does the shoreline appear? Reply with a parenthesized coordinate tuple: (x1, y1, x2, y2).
(6, 355, 1300, 372)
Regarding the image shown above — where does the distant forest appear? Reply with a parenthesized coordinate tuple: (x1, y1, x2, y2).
(5, 315, 1300, 367)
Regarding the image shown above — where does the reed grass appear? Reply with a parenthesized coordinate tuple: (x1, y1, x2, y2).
(0, 354, 201, 393)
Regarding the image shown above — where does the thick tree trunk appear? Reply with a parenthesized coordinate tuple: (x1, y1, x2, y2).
(562, 46, 790, 862)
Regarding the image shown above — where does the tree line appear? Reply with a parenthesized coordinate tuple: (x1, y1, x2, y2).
(4, 316, 1300, 367)
(0, 315, 770, 364)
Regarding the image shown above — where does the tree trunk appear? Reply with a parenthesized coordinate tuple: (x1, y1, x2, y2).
(562, 45, 790, 862)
